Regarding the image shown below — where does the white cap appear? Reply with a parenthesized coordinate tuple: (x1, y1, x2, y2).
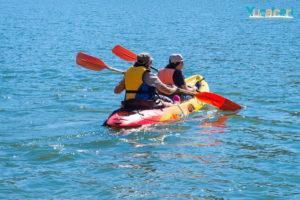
(169, 54, 184, 63)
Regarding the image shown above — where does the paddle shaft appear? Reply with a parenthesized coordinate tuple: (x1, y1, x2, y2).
(177, 88, 196, 96)
(105, 67, 195, 96)
(76, 52, 194, 97)
(106, 66, 124, 74)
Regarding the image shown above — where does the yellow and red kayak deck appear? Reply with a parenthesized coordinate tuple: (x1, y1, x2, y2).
(105, 75, 209, 128)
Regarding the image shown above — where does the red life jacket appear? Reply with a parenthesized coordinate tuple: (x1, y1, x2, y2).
(158, 68, 175, 85)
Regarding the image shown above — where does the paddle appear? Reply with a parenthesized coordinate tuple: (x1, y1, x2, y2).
(195, 92, 242, 111)
(76, 52, 124, 73)
(112, 44, 242, 112)
(112, 44, 159, 72)
(112, 44, 137, 62)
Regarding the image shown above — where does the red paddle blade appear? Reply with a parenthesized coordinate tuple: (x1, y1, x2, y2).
(112, 44, 137, 62)
(76, 52, 107, 71)
(195, 92, 242, 112)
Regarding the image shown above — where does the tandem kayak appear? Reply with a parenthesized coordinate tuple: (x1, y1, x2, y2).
(104, 75, 209, 128)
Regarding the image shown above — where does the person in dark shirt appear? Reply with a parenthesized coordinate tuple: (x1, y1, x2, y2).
(158, 54, 196, 99)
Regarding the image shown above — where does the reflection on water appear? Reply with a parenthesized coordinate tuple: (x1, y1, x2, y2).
(110, 108, 233, 150)
(200, 115, 228, 135)
(201, 115, 228, 128)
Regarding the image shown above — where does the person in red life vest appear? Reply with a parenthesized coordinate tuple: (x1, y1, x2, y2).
(114, 53, 177, 110)
(158, 54, 197, 100)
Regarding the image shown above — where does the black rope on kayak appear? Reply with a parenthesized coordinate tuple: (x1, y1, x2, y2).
(199, 77, 205, 82)
(137, 110, 144, 116)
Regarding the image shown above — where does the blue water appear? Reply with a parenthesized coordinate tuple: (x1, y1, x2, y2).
(1, 0, 300, 199)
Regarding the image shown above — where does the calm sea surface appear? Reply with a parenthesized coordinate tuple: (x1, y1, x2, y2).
(1, 0, 300, 199)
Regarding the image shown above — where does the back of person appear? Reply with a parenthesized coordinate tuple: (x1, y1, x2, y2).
(114, 53, 177, 110)
(124, 65, 156, 101)
(158, 54, 189, 101)
(158, 68, 186, 88)
(158, 54, 199, 101)
(158, 54, 185, 88)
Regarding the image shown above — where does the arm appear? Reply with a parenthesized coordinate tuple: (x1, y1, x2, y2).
(143, 72, 177, 95)
(157, 84, 177, 95)
(181, 84, 197, 92)
(114, 78, 125, 94)
(173, 71, 196, 93)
